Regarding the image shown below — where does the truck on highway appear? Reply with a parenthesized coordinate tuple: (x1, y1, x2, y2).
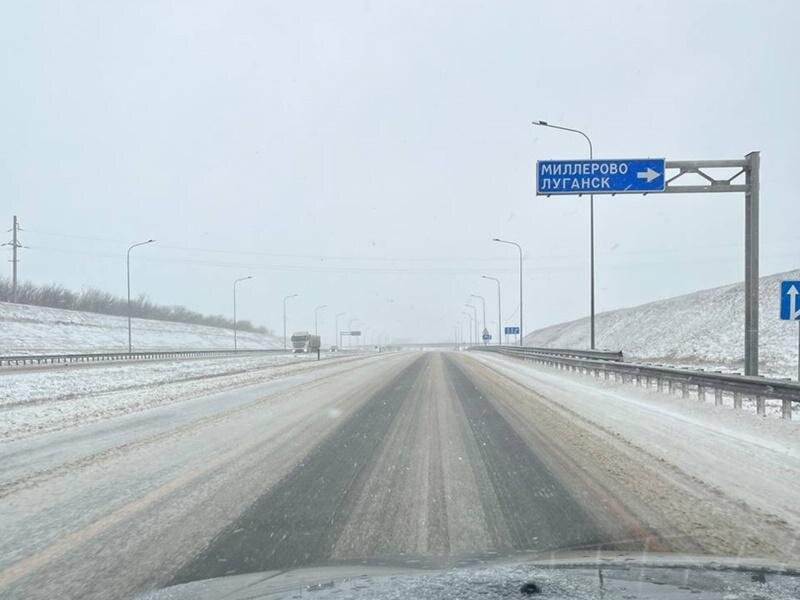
(290, 331, 321, 354)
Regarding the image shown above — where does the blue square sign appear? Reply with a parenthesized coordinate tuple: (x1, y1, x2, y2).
(780, 280, 800, 320)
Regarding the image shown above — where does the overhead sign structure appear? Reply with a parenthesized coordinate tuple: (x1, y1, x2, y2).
(536, 158, 666, 195)
(504, 326, 520, 335)
(532, 152, 760, 377)
(780, 281, 800, 321)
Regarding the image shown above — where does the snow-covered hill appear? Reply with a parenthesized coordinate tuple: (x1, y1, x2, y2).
(0, 302, 282, 354)
(524, 269, 800, 379)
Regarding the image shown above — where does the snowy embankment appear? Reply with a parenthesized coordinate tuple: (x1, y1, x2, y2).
(0, 302, 282, 354)
(524, 269, 800, 379)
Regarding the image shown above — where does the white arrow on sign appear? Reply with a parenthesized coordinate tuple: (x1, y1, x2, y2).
(788, 284, 800, 320)
(636, 167, 661, 183)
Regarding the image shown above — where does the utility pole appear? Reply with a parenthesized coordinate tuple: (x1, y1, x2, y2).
(3, 216, 22, 303)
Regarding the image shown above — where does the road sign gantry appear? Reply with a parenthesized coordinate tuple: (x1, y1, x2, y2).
(535, 153, 760, 377)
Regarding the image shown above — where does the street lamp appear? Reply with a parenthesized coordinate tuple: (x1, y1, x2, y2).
(532, 119, 596, 350)
(283, 294, 298, 350)
(464, 304, 478, 345)
(126, 239, 155, 353)
(314, 304, 328, 340)
(470, 294, 486, 344)
(461, 311, 474, 345)
(335, 312, 346, 349)
(492, 238, 523, 346)
(481, 275, 502, 346)
(233, 276, 253, 351)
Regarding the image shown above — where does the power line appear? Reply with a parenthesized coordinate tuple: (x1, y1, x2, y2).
(23, 243, 797, 276)
(24, 226, 792, 264)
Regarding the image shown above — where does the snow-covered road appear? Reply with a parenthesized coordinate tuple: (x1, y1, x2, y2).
(1, 350, 798, 600)
(0, 351, 359, 439)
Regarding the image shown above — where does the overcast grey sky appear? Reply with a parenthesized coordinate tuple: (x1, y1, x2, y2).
(2, 0, 798, 344)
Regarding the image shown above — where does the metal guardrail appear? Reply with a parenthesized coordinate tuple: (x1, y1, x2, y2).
(0, 348, 291, 368)
(479, 345, 624, 362)
(471, 345, 799, 420)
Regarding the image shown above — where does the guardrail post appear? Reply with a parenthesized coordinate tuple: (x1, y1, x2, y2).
(782, 400, 792, 420)
(697, 385, 705, 402)
(733, 392, 742, 410)
(714, 388, 723, 406)
(667, 380, 673, 395)
(681, 383, 688, 399)
(756, 397, 765, 417)
(603, 370, 609, 380)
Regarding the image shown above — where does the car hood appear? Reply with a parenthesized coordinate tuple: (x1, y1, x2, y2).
(138, 552, 800, 600)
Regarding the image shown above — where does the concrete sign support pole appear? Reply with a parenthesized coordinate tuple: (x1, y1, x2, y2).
(743, 151, 759, 376)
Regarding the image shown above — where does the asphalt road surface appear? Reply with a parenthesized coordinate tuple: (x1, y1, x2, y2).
(0, 351, 794, 599)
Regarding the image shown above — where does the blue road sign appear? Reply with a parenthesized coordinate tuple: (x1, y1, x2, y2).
(482, 333, 492, 341)
(504, 326, 520, 335)
(536, 158, 666, 195)
(780, 281, 800, 320)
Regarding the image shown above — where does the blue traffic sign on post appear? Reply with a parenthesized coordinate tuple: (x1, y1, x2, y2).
(504, 326, 520, 335)
(537, 158, 666, 195)
(482, 333, 492, 341)
(780, 281, 800, 320)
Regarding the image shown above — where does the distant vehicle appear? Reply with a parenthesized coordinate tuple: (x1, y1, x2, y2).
(329, 345, 339, 352)
(291, 331, 321, 353)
